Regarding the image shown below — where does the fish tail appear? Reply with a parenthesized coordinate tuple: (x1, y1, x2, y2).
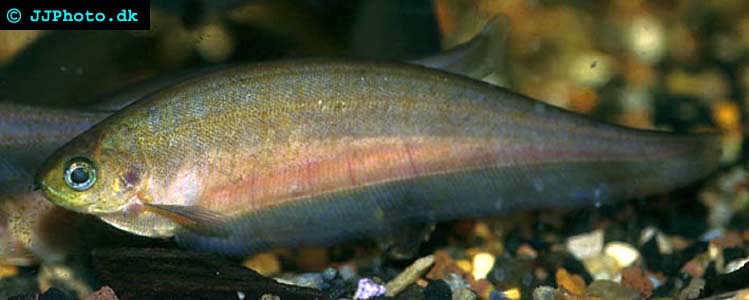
(628, 131, 723, 195)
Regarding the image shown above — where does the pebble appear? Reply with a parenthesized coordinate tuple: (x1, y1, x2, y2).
(712, 100, 741, 131)
(354, 278, 386, 300)
(647, 272, 664, 290)
(604, 242, 640, 268)
(456, 260, 473, 274)
(468, 279, 494, 299)
(0, 264, 18, 278)
(568, 52, 615, 87)
(566, 229, 604, 260)
(82, 287, 118, 300)
(340, 265, 357, 281)
(283, 273, 324, 289)
(242, 253, 281, 276)
(725, 257, 749, 273)
(322, 267, 339, 281)
(443, 274, 476, 300)
(639, 227, 674, 255)
(717, 132, 743, 165)
(532, 286, 555, 300)
(702, 229, 725, 242)
(385, 255, 434, 297)
(682, 257, 709, 279)
(442, 273, 467, 290)
(399, 284, 425, 300)
(452, 288, 477, 300)
(658, 233, 675, 255)
(489, 288, 520, 300)
(621, 267, 653, 298)
(472, 253, 495, 280)
(625, 16, 666, 64)
(427, 251, 465, 280)
(678, 278, 705, 300)
(555, 268, 585, 296)
(194, 22, 235, 63)
(584, 280, 641, 300)
(582, 255, 618, 280)
(515, 244, 538, 259)
(488, 255, 536, 290)
(488, 290, 505, 300)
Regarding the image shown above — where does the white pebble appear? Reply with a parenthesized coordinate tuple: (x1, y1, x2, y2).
(604, 242, 640, 268)
(567, 229, 604, 260)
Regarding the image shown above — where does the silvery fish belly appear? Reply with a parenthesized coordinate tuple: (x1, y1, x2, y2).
(36, 60, 722, 256)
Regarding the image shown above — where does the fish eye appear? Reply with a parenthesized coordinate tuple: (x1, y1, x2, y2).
(64, 157, 96, 191)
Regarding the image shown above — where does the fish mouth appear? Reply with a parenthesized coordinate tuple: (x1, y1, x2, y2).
(34, 180, 102, 214)
(36, 182, 77, 211)
(88, 206, 123, 215)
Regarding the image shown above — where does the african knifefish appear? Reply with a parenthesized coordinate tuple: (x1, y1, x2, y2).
(35, 59, 722, 256)
(3, 18, 506, 268)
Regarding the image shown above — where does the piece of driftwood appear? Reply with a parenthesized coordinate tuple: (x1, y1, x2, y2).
(92, 248, 326, 300)
(701, 260, 749, 298)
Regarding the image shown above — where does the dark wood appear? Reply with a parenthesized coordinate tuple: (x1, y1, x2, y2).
(702, 260, 749, 298)
(92, 248, 326, 300)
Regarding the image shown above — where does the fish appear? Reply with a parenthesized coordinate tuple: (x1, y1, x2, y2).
(1, 22, 505, 267)
(35, 59, 722, 256)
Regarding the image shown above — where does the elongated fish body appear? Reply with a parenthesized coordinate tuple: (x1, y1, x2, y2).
(2, 32, 504, 264)
(0, 103, 110, 195)
(37, 60, 721, 256)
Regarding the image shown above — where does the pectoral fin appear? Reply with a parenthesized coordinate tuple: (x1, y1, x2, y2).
(144, 204, 230, 238)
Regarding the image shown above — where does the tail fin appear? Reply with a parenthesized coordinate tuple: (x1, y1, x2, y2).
(632, 131, 723, 195)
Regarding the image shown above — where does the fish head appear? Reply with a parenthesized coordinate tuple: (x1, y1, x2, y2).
(36, 124, 148, 216)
